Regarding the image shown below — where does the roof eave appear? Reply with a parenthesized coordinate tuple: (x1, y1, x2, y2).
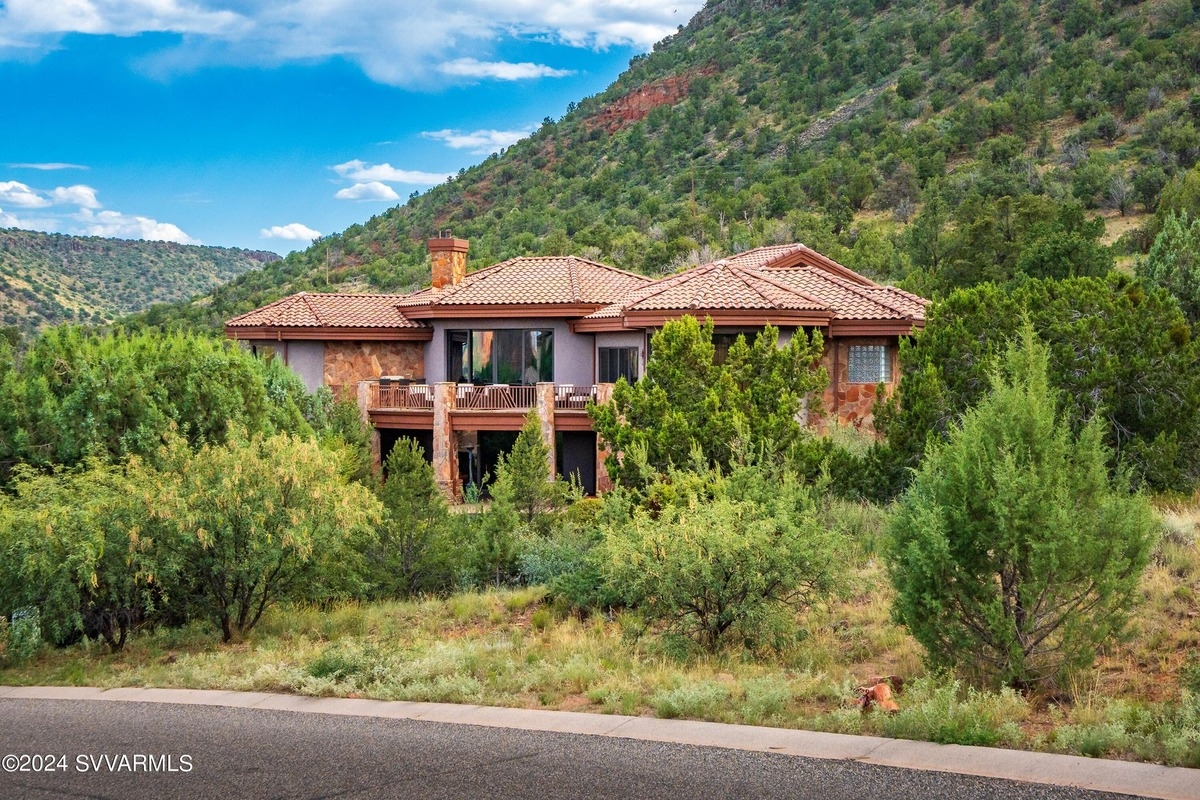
(621, 309, 833, 328)
(828, 318, 922, 336)
(398, 302, 605, 320)
(225, 326, 434, 342)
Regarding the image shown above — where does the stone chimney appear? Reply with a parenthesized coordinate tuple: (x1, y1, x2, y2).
(428, 235, 469, 288)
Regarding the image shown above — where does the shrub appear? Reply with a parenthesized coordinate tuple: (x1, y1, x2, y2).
(370, 438, 456, 598)
(887, 325, 1157, 690)
(880, 676, 1027, 747)
(597, 467, 843, 651)
(7, 607, 42, 664)
(149, 431, 382, 642)
(652, 681, 731, 719)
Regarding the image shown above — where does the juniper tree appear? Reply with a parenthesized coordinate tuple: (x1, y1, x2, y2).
(886, 325, 1156, 690)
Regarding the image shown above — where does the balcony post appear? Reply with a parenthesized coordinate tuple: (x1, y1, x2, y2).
(594, 382, 615, 493)
(432, 381, 460, 500)
(536, 382, 556, 482)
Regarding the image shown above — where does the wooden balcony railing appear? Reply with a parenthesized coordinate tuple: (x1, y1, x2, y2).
(455, 384, 537, 410)
(555, 384, 597, 410)
(366, 382, 602, 412)
(371, 382, 434, 410)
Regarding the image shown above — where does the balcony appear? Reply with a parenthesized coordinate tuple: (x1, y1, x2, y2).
(363, 381, 607, 432)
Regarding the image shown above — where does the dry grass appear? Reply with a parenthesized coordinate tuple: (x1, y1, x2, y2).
(3, 499, 1199, 766)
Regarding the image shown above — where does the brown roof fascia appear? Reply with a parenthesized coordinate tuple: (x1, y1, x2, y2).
(225, 326, 434, 342)
(398, 302, 604, 319)
(828, 319, 922, 337)
(570, 316, 631, 333)
(621, 309, 834, 329)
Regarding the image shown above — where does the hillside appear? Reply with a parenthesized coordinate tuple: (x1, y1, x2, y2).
(137, 0, 1200, 330)
(0, 229, 278, 333)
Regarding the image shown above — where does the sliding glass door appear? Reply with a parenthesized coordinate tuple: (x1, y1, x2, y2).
(447, 328, 554, 385)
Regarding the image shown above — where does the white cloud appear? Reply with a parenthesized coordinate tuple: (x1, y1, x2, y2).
(261, 222, 321, 241)
(0, 207, 58, 230)
(437, 58, 573, 81)
(2, 0, 246, 37)
(335, 181, 401, 202)
(73, 208, 200, 244)
(50, 184, 100, 208)
(8, 162, 88, 170)
(0, 181, 51, 208)
(0, 179, 199, 243)
(332, 160, 450, 185)
(0, 180, 101, 209)
(422, 127, 533, 154)
(0, 1, 704, 87)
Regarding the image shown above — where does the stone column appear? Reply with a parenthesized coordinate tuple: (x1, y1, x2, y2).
(536, 382, 556, 482)
(432, 381, 459, 500)
(356, 379, 372, 424)
(594, 382, 615, 494)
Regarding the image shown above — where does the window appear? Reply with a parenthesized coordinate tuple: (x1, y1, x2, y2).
(847, 345, 890, 384)
(446, 329, 553, 384)
(711, 333, 738, 365)
(598, 347, 639, 383)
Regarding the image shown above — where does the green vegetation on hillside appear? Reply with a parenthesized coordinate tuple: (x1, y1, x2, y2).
(0, 229, 277, 333)
(136, 0, 1200, 329)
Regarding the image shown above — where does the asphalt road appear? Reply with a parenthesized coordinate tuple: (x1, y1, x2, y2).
(0, 699, 1140, 800)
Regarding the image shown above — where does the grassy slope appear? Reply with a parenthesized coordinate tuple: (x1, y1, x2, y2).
(0, 229, 278, 334)
(4, 499, 1197, 766)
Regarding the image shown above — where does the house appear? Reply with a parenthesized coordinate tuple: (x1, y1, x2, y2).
(226, 238, 927, 498)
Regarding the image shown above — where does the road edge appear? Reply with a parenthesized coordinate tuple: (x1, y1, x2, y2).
(2, 685, 1194, 800)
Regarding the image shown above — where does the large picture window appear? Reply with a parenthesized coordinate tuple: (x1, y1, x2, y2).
(598, 347, 639, 384)
(847, 345, 890, 384)
(447, 329, 553, 385)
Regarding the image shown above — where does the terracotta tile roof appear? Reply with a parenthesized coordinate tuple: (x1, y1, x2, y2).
(584, 245, 927, 324)
(226, 292, 425, 329)
(601, 260, 829, 314)
(761, 265, 928, 321)
(397, 256, 653, 309)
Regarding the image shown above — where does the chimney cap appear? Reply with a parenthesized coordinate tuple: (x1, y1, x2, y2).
(428, 236, 469, 254)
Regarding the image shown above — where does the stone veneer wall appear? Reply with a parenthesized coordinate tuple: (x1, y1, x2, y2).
(324, 341, 425, 400)
(818, 336, 899, 432)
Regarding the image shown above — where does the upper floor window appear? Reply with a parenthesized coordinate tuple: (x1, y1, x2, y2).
(847, 345, 890, 384)
(598, 347, 639, 384)
(447, 329, 553, 385)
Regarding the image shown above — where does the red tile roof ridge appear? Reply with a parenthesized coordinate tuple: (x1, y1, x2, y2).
(732, 263, 831, 310)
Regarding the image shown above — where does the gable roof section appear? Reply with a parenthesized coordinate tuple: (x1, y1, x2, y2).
(575, 245, 927, 333)
(225, 292, 431, 341)
(396, 255, 654, 318)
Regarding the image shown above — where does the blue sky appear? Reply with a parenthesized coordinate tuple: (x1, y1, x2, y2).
(0, 1, 704, 252)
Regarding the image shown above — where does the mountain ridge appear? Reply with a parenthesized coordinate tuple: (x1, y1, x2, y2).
(0, 228, 278, 334)
(131, 0, 1200, 330)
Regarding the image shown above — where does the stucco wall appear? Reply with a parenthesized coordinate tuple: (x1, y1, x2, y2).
(594, 331, 647, 382)
(323, 341, 425, 400)
(424, 318, 594, 386)
(287, 341, 326, 393)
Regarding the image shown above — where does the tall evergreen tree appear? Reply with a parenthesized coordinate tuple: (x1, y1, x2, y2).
(886, 325, 1156, 690)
